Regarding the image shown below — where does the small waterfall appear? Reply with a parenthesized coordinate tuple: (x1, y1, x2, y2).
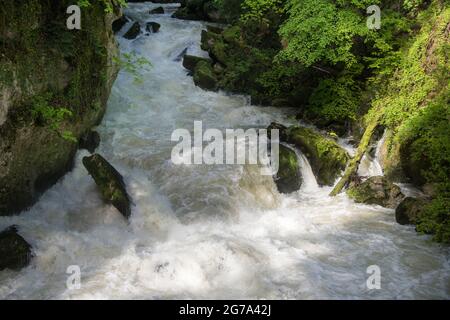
(357, 130, 386, 177)
(283, 144, 319, 192)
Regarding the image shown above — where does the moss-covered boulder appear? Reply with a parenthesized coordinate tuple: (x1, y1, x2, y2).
(83, 154, 132, 219)
(285, 126, 349, 186)
(347, 176, 404, 209)
(123, 22, 141, 40)
(275, 145, 302, 194)
(0, 226, 32, 271)
(396, 197, 428, 225)
(193, 61, 218, 91)
(183, 55, 212, 73)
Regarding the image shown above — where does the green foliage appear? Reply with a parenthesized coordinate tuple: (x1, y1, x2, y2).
(307, 76, 360, 125)
(113, 51, 152, 84)
(77, 0, 128, 13)
(31, 94, 77, 143)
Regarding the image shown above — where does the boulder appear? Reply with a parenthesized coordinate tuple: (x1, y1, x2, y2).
(123, 22, 141, 40)
(183, 55, 212, 73)
(112, 15, 129, 34)
(149, 7, 165, 14)
(286, 126, 349, 186)
(83, 154, 132, 219)
(0, 226, 32, 271)
(146, 22, 161, 33)
(396, 197, 428, 225)
(347, 176, 404, 209)
(193, 61, 218, 91)
(274, 145, 302, 194)
(79, 130, 100, 153)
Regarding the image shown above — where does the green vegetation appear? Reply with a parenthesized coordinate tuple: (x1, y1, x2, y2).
(31, 94, 77, 143)
(113, 51, 152, 84)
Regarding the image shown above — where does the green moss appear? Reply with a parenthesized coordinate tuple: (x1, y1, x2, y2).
(286, 126, 349, 186)
(275, 145, 302, 193)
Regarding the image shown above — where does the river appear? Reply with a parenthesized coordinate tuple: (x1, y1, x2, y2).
(0, 2, 448, 299)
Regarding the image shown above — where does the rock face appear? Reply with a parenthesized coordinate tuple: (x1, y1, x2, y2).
(83, 154, 132, 219)
(275, 145, 302, 194)
(123, 22, 141, 39)
(285, 127, 349, 186)
(193, 61, 218, 91)
(347, 176, 404, 208)
(396, 197, 428, 225)
(0, 0, 120, 216)
(0, 226, 32, 271)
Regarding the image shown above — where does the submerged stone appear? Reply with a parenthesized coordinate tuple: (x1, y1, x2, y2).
(146, 22, 161, 33)
(123, 22, 141, 40)
(83, 154, 132, 219)
(0, 226, 32, 271)
(150, 7, 165, 14)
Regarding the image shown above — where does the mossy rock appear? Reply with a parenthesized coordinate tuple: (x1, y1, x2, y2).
(193, 61, 218, 91)
(183, 55, 212, 73)
(347, 176, 404, 209)
(275, 145, 302, 194)
(222, 26, 242, 45)
(396, 197, 428, 225)
(123, 22, 141, 40)
(286, 126, 349, 186)
(0, 226, 32, 271)
(83, 154, 132, 219)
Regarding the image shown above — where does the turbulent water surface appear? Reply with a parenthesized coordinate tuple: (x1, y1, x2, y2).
(0, 3, 449, 299)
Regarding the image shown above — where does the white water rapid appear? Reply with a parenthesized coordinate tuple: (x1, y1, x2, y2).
(0, 3, 449, 299)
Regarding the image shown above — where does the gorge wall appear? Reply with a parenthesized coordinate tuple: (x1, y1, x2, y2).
(0, 0, 120, 215)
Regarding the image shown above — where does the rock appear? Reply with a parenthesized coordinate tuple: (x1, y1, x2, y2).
(146, 22, 161, 33)
(286, 126, 349, 186)
(347, 176, 405, 209)
(183, 55, 212, 73)
(396, 197, 428, 225)
(83, 154, 132, 219)
(79, 130, 100, 153)
(149, 7, 164, 14)
(123, 22, 141, 40)
(112, 15, 129, 34)
(0, 226, 32, 271)
(193, 61, 218, 91)
(274, 145, 302, 194)
(267, 122, 287, 141)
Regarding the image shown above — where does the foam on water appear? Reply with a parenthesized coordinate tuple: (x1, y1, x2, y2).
(0, 3, 449, 299)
